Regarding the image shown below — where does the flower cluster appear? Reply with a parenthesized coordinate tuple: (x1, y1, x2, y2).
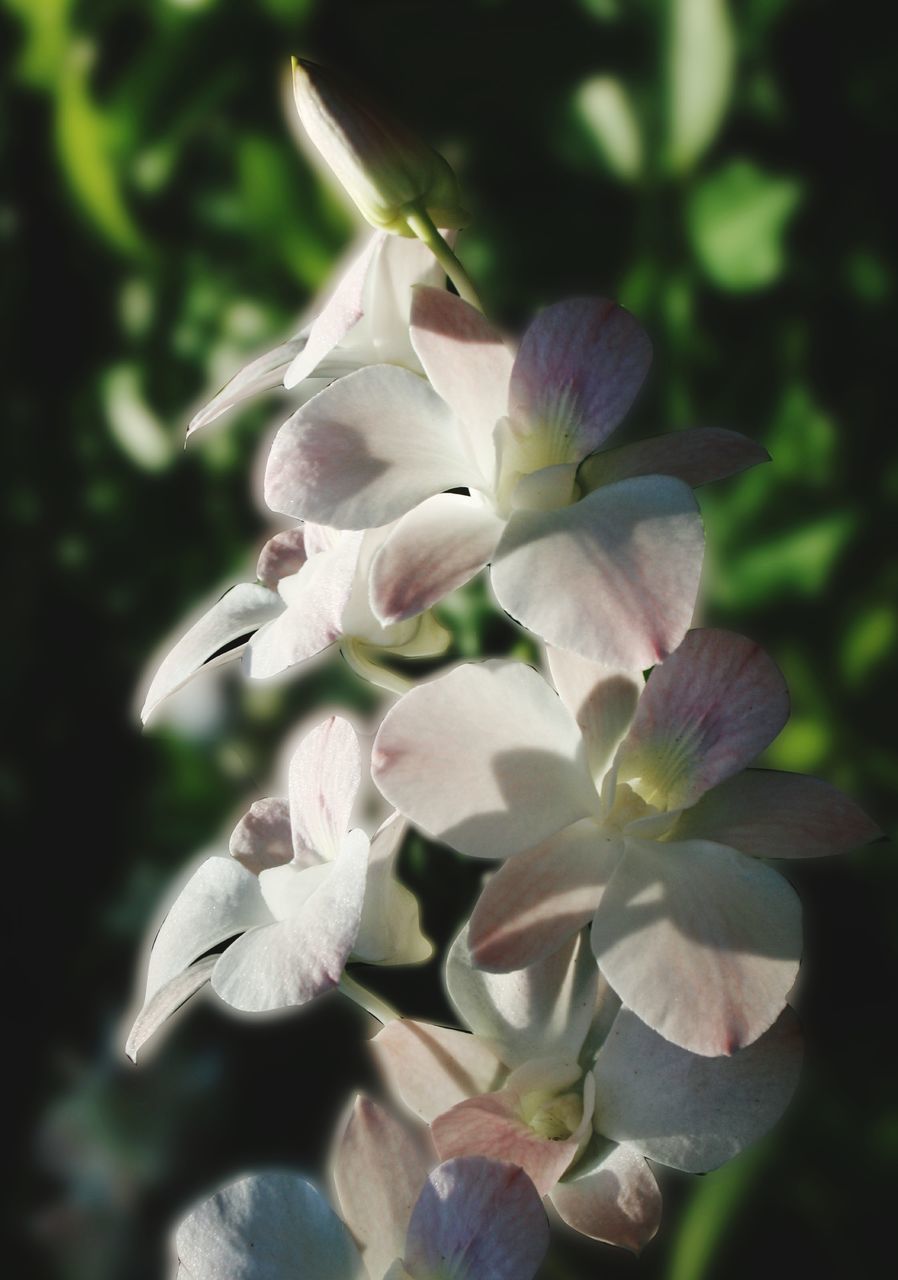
(128, 62, 880, 1278)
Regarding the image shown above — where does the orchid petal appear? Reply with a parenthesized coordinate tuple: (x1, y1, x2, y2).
(256, 528, 308, 589)
(187, 335, 308, 438)
(615, 629, 790, 811)
(173, 1173, 363, 1280)
(446, 926, 598, 1069)
(593, 1006, 802, 1172)
(288, 717, 361, 861)
(491, 476, 703, 669)
(672, 768, 883, 858)
(141, 584, 283, 724)
(469, 821, 621, 972)
(373, 1020, 505, 1123)
(211, 829, 368, 1012)
(264, 365, 477, 528)
(410, 286, 513, 479)
(510, 299, 651, 459)
(373, 660, 596, 860)
(332, 1095, 434, 1280)
(580, 427, 769, 491)
(546, 647, 641, 781)
(361, 233, 448, 367)
(370, 493, 504, 625)
(404, 1158, 548, 1280)
(549, 1142, 661, 1252)
(592, 838, 802, 1056)
(126, 956, 217, 1063)
(229, 797, 306, 876)
(355, 812, 432, 965)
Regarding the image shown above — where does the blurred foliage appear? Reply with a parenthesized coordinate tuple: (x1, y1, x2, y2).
(4, 0, 895, 1278)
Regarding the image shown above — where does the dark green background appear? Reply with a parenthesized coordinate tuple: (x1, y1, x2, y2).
(5, 1, 896, 1276)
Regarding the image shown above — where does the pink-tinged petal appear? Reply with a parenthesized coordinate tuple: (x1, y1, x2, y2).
(469, 821, 621, 972)
(288, 717, 361, 861)
(256, 528, 308, 589)
(332, 1095, 435, 1279)
(229, 797, 311, 876)
(373, 660, 597, 860)
(580, 427, 769, 491)
(361, 234, 448, 366)
(404, 1157, 548, 1280)
(141, 583, 283, 724)
(264, 365, 476, 528)
(510, 298, 652, 458)
(283, 234, 385, 390)
(672, 768, 883, 858)
(593, 1006, 802, 1172)
(373, 1020, 505, 1123)
(245, 534, 362, 679)
(174, 1172, 363, 1280)
(549, 1143, 660, 1252)
(432, 1091, 579, 1196)
(187, 334, 308, 438)
(370, 493, 504, 625)
(446, 927, 598, 1069)
(615, 629, 790, 811)
(126, 957, 216, 1063)
(355, 812, 432, 965)
(410, 286, 513, 478)
(546, 647, 641, 781)
(592, 837, 802, 1056)
(211, 830, 368, 1012)
(491, 476, 704, 669)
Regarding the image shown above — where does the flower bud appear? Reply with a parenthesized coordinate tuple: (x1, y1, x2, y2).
(291, 58, 469, 236)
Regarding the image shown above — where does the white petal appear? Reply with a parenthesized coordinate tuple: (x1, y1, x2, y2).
(592, 838, 802, 1056)
(354, 812, 431, 965)
(592, 1006, 802, 1171)
(126, 957, 217, 1063)
(264, 365, 477, 528)
(229, 797, 299, 876)
(446, 926, 598, 1069)
(287, 717, 361, 861)
(546, 647, 641, 782)
(256, 528, 308, 589)
(141, 584, 283, 723)
(372, 660, 597, 861)
(187, 335, 307, 437)
(373, 1020, 505, 1123)
(580, 426, 769, 490)
(370, 493, 504, 625)
(549, 1142, 661, 1252)
(174, 1172, 363, 1279)
(491, 476, 704, 669)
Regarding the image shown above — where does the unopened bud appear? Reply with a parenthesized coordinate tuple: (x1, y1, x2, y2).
(291, 58, 469, 236)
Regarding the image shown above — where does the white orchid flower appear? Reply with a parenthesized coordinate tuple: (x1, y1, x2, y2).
(263, 288, 765, 668)
(126, 717, 430, 1061)
(187, 231, 449, 437)
(373, 927, 802, 1254)
(139, 521, 450, 723)
(171, 1097, 547, 1280)
(372, 630, 881, 1056)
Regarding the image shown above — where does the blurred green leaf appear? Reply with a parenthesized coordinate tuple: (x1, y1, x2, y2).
(574, 76, 643, 181)
(4, 0, 72, 88)
(668, 1142, 768, 1280)
(766, 383, 837, 485)
(667, 0, 734, 173)
(712, 512, 855, 607)
(842, 605, 897, 686)
(687, 159, 802, 290)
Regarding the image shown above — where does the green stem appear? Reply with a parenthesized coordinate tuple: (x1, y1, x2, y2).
(338, 972, 399, 1025)
(405, 204, 483, 310)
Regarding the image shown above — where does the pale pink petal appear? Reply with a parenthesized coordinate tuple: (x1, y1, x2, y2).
(432, 1091, 579, 1196)
(592, 837, 802, 1056)
(549, 1143, 660, 1252)
(283, 233, 385, 389)
(546, 647, 641, 780)
(141, 583, 283, 724)
(332, 1095, 435, 1279)
(288, 717, 361, 860)
(491, 476, 703, 669)
(410, 286, 513, 478)
(229, 797, 301, 876)
(355, 812, 431, 965)
(672, 768, 883, 858)
(446, 927, 598, 1069)
(373, 1020, 505, 1123)
(404, 1157, 548, 1280)
(211, 830, 368, 1012)
(593, 1006, 802, 1172)
(126, 956, 217, 1063)
(187, 334, 307, 437)
(244, 534, 361, 679)
(256, 528, 308, 588)
(361, 233, 448, 366)
(510, 298, 652, 458)
(615, 629, 790, 811)
(469, 821, 621, 972)
(370, 493, 504, 624)
(264, 365, 477, 528)
(372, 660, 597, 860)
(580, 427, 769, 491)
(174, 1172, 363, 1279)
